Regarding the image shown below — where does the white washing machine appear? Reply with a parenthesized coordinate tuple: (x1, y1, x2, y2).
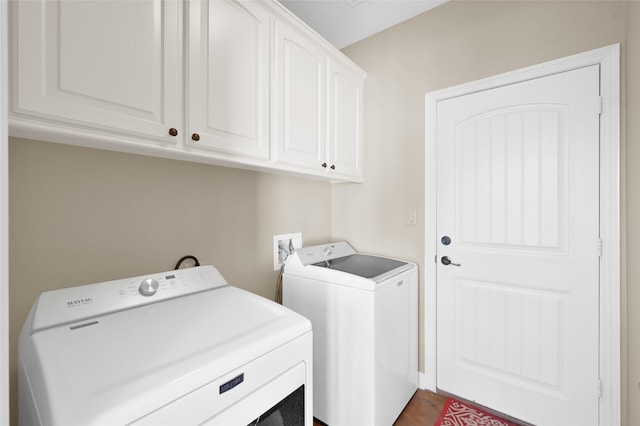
(282, 242, 418, 426)
(19, 265, 312, 426)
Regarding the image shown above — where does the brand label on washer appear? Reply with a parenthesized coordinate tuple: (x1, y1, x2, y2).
(219, 373, 244, 394)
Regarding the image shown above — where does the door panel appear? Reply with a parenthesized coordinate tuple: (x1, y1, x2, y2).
(13, 0, 180, 141)
(273, 20, 325, 169)
(458, 107, 565, 250)
(327, 57, 363, 178)
(456, 279, 564, 391)
(436, 65, 600, 426)
(57, 1, 159, 113)
(187, 0, 270, 159)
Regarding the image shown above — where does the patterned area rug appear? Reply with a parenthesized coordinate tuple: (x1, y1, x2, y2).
(435, 398, 520, 426)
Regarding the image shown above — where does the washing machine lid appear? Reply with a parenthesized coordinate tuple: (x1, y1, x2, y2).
(295, 242, 414, 283)
(19, 266, 311, 426)
(313, 253, 409, 279)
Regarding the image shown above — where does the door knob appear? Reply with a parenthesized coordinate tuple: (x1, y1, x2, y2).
(441, 256, 461, 267)
(441, 236, 452, 245)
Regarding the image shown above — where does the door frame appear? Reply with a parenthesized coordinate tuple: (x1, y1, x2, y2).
(423, 44, 620, 425)
(1, 0, 9, 424)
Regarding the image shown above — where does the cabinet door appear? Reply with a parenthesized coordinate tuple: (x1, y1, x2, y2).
(273, 20, 326, 171)
(11, 0, 181, 143)
(187, 0, 270, 160)
(327, 57, 364, 180)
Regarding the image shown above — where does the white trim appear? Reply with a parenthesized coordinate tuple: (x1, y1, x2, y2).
(597, 44, 621, 426)
(1, 0, 9, 425)
(423, 44, 620, 426)
(418, 372, 429, 390)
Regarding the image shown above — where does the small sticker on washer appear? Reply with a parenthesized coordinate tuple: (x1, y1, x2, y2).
(219, 373, 244, 394)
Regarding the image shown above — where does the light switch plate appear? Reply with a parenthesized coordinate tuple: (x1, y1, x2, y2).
(273, 232, 302, 270)
(406, 208, 417, 225)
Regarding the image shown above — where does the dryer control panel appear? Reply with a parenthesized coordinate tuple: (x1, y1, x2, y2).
(30, 265, 226, 333)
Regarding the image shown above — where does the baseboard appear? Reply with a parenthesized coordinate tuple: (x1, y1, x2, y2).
(418, 372, 430, 390)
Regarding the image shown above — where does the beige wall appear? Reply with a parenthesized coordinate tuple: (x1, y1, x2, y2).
(9, 0, 640, 424)
(336, 0, 635, 423)
(8, 138, 332, 424)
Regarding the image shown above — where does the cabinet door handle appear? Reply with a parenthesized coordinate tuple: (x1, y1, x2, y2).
(168, 128, 178, 137)
(191, 133, 200, 141)
(321, 163, 327, 168)
(330, 164, 335, 170)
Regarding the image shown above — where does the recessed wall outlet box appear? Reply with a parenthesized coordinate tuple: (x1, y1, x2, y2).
(273, 232, 302, 271)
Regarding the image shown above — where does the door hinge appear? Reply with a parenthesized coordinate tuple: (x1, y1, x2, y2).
(597, 378, 602, 399)
(597, 238, 603, 257)
(598, 96, 603, 115)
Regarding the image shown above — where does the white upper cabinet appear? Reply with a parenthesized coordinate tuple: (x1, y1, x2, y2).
(187, 0, 270, 160)
(10, 0, 366, 182)
(272, 20, 365, 181)
(327, 56, 364, 181)
(272, 19, 326, 171)
(11, 0, 182, 144)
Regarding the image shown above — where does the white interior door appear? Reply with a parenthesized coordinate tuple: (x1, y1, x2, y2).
(436, 65, 601, 426)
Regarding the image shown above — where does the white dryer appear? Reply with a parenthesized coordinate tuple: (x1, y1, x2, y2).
(282, 242, 418, 426)
(19, 265, 312, 426)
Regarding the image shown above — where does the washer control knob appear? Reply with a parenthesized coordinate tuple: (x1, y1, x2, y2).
(323, 246, 334, 257)
(139, 278, 159, 297)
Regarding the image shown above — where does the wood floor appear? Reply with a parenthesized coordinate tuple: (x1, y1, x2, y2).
(312, 389, 448, 426)
(393, 390, 448, 425)
(312, 389, 528, 426)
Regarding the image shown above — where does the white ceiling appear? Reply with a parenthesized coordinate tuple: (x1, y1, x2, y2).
(279, 0, 447, 49)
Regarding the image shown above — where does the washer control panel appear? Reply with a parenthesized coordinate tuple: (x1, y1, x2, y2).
(30, 265, 226, 333)
(296, 241, 356, 266)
